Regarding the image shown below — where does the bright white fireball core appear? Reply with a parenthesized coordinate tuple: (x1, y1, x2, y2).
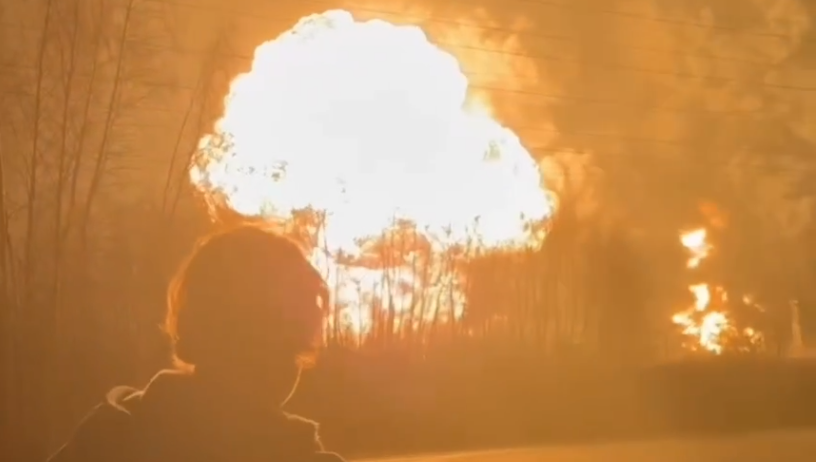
(191, 10, 555, 255)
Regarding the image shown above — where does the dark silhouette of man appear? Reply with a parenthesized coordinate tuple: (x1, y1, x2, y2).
(48, 225, 345, 462)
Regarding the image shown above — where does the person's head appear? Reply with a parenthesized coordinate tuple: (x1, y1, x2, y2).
(165, 224, 327, 404)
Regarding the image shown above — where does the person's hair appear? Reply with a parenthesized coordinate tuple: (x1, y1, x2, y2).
(164, 224, 327, 371)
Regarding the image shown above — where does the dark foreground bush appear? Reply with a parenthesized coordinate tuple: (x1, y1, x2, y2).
(292, 354, 815, 458)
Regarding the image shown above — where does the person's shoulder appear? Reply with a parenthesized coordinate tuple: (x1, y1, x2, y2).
(278, 412, 325, 453)
(47, 385, 144, 462)
(105, 384, 146, 411)
(278, 412, 347, 461)
(78, 384, 145, 434)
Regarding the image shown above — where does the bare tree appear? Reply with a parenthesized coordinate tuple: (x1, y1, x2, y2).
(0, 0, 232, 454)
(0, 98, 13, 462)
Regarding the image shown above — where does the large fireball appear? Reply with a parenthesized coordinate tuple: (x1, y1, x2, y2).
(190, 10, 556, 335)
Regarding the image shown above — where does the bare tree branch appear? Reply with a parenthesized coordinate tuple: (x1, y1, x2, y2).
(79, 0, 136, 252)
(23, 0, 54, 304)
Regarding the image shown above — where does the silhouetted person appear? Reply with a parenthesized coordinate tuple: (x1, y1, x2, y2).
(48, 225, 344, 462)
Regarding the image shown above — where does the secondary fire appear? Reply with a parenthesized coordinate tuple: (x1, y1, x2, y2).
(680, 228, 710, 269)
(189, 10, 556, 336)
(672, 229, 727, 353)
(673, 228, 762, 354)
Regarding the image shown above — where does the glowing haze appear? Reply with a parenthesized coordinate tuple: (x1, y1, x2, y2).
(190, 10, 556, 335)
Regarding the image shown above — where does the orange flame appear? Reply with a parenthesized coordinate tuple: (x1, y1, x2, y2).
(189, 10, 557, 336)
(673, 229, 728, 353)
(673, 283, 728, 354)
(680, 228, 710, 269)
(672, 227, 763, 354)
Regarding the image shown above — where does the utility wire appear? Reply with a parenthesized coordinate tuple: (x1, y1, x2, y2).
(134, 0, 816, 93)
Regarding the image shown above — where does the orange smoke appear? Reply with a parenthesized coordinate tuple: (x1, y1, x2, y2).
(189, 10, 556, 336)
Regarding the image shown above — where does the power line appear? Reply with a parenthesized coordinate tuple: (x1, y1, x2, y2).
(0, 13, 791, 71)
(4, 66, 805, 162)
(215, 0, 809, 38)
(510, 0, 804, 38)
(350, 8, 786, 69)
(2, 0, 814, 86)
(119, 38, 816, 99)
(0, 2, 812, 167)
(2, 29, 811, 120)
(136, 0, 815, 93)
(29, 75, 805, 166)
(0, 48, 781, 118)
(147, 0, 807, 40)
(121, 117, 816, 174)
(441, 43, 814, 92)
(5, 81, 811, 174)
(288, 0, 806, 41)
(121, 0, 813, 70)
